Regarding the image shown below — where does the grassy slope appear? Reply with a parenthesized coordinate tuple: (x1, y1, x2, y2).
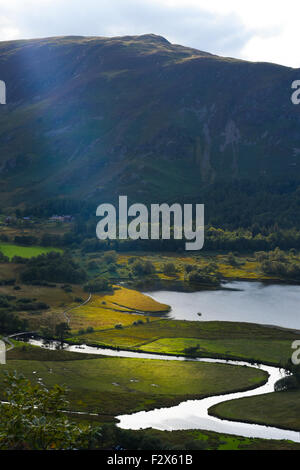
(103, 286, 170, 312)
(0, 280, 87, 330)
(210, 391, 300, 432)
(69, 286, 170, 332)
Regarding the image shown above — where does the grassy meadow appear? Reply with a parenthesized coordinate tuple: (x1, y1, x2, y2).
(0, 243, 62, 260)
(210, 391, 300, 431)
(67, 286, 170, 332)
(68, 319, 297, 366)
(3, 342, 268, 417)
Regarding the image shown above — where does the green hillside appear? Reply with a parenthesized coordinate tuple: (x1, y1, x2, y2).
(0, 34, 300, 226)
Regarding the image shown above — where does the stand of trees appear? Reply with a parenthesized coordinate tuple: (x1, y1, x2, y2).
(20, 252, 87, 284)
(0, 309, 28, 333)
(256, 248, 300, 281)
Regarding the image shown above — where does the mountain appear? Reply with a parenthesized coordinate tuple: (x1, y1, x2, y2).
(0, 34, 300, 226)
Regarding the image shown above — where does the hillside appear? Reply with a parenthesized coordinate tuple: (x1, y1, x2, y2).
(0, 34, 300, 226)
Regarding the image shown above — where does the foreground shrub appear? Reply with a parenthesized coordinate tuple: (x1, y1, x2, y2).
(0, 372, 101, 450)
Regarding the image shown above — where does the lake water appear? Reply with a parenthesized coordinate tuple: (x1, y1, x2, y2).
(145, 281, 300, 330)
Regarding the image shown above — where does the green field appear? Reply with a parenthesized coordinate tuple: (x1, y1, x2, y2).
(0, 243, 62, 260)
(102, 427, 300, 451)
(139, 337, 293, 365)
(210, 390, 300, 431)
(4, 342, 267, 417)
(68, 320, 297, 366)
(5, 343, 300, 450)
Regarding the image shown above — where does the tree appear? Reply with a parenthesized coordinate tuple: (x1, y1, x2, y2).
(227, 252, 238, 266)
(84, 278, 112, 293)
(55, 322, 71, 344)
(132, 260, 155, 276)
(21, 252, 87, 284)
(162, 263, 177, 276)
(103, 251, 117, 264)
(0, 250, 9, 263)
(0, 372, 101, 450)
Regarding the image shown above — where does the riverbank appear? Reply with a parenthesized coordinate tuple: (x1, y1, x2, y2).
(4, 338, 300, 450)
(64, 319, 297, 368)
(3, 340, 268, 418)
(209, 390, 300, 432)
(11, 336, 300, 443)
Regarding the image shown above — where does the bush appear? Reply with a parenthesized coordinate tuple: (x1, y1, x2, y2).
(62, 286, 72, 293)
(0, 251, 9, 263)
(84, 278, 112, 293)
(227, 252, 239, 266)
(0, 372, 101, 450)
(77, 326, 94, 335)
(11, 256, 28, 264)
(103, 251, 117, 264)
(14, 235, 38, 246)
(0, 279, 16, 286)
(132, 260, 156, 276)
(16, 301, 50, 311)
(162, 263, 177, 276)
(184, 345, 200, 356)
(108, 263, 117, 273)
(188, 269, 220, 286)
(184, 264, 195, 274)
(274, 375, 298, 392)
(88, 260, 98, 270)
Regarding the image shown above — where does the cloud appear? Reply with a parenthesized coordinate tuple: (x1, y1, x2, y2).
(0, 0, 298, 67)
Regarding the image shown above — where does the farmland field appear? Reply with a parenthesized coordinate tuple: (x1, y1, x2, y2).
(0, 243, 62, 260)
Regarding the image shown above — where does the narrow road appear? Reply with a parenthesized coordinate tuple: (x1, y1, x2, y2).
(2, 331, 37, 352)
(63, 293, 92, 325)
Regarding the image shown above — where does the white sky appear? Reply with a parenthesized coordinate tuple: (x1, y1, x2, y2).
(0, 0, 299, 67)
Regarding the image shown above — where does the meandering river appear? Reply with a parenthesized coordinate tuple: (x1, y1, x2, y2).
(27, 338, 300, 443)
(145, 281, 300, 330)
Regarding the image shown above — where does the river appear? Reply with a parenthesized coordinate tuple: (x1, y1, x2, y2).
(26, 337, 300, 442)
